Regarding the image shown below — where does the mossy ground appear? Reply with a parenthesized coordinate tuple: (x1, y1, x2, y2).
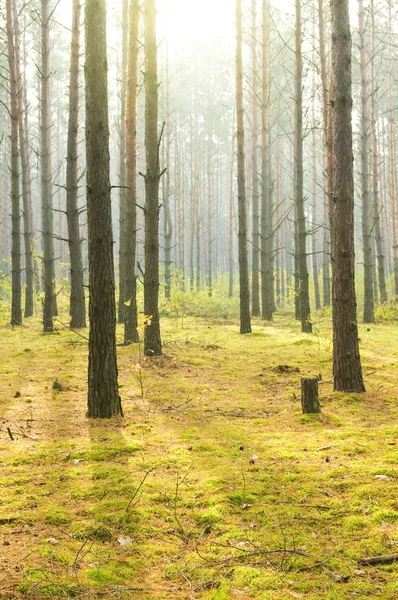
(0, 310, 397, 599)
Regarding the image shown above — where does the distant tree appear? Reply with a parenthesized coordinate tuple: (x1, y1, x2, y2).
(66, 0, 86, 328)
(236, 0, 251, 334)
(330, 0, 365, 392)
(143, 0, 162, 356)
(370, 0, 387, 303)
(85, 0, 122, 417)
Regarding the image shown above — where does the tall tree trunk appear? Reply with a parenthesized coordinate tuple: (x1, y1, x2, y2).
(41, 0, 57, 331)
(261, 0, 272, 321)
(85, 0, 122, 417)
(66, 0, 86, 328)
(164, 42, 173, 301)
(236, 0, 252, 334)
(358, 0, 374, 322)
(6, 0, 22, 327)
(118, 0, 129, 323)
(330, 0, 365, 392)
(295, 0, 311, 333)
(387, 1, 398, 298)
(251, 0, 260, 316)
(144, 0, 162, 356)
(312, 96, 321, 311)
(124, 0, 140, 345)
(12, 0, 34, 318)
(228, 120, 235, 299)
(370, 0, 387, 303)
(317, 0, 331, 307)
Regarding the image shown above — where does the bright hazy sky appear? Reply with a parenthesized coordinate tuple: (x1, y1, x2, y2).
(54, 0, 358, 52)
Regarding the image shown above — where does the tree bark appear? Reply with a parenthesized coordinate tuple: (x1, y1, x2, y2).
(118, 0, 129, 324)
(164, 41, 173, 300)
(295, 0, 312, 333)
(358, 0, 374, 323)
(6, 0, 22, 327)
(317, 0, 331, 307)
(251, 0, 260, 316)
(144, 0, 162, 356)
(301, 378, 321, 414)
(124, 0, 140, 345)
(236, 0, 252, 334)
(370, 0, 387, 303)
(41, 0, 57, 332)
(85, 0, 122, 417)
(387, 1, 398, 298)
(66, 0, 86, 328)
(330, 0, 365, 393)
(261, 0, 272, 321)
(12, 0, 34, 319)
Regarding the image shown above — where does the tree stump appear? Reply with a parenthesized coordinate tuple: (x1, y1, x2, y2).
(301, 378, 320, 414)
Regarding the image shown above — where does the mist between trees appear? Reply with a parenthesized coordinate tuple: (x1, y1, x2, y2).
(1, 0, 398, 414)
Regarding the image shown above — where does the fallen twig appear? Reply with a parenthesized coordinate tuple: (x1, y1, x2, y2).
(359, 553, 398, 566)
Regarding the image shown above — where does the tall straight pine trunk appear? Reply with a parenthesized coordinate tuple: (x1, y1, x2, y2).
(251, 0, 260, 316)
(6, 0, 22, 327)
(236, 0, 251, 334)
(330, 0, 365, 392)
(66, 0, 86, 328)
(295, 0, 311, 332)
(358, 0, 374, 322)
(370, 0, 387, 303)
(85, 0, 122, 418)
(12, 0, 34, 318)
(317, 0, 331, 307)
(124, 0, 140, 345)
(144, 0, 162, 356)
(118, 0, 129, 324)
(261, 0, 273, 321)
(41, 0, 56, 331)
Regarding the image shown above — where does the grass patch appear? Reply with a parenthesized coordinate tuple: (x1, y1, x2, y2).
(0, 312, 397, 598)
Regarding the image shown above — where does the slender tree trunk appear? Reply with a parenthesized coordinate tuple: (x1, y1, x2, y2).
(12, 0, 34, 318)
(118, 0, 129, 323)
(123, 0, 140, 345)
(312, 98, 321, 311)
(370, 0, 387, 303)
(164, 42, 173, 300)
(330, 0, 365, 392)
(236, 0, 251, 334)
(206, 112, 213, 298)
(251, 0, 260, 316)
(66, 0, 86, 328)
(6, 0, 22, 327)
(41, 0, 56, 331)
(85, 0, 122, 417)
(295, 0, 311, 332)
(317, 0, 331, 307)
(261, 0, 272, 321)
(144, 0, 162, 356)
(228, 120, 235, 298)
(358, 0, 374, 322)
(387, 1, 398, 298)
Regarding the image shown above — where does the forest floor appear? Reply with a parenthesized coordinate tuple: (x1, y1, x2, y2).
(0, 311, 397, 599)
